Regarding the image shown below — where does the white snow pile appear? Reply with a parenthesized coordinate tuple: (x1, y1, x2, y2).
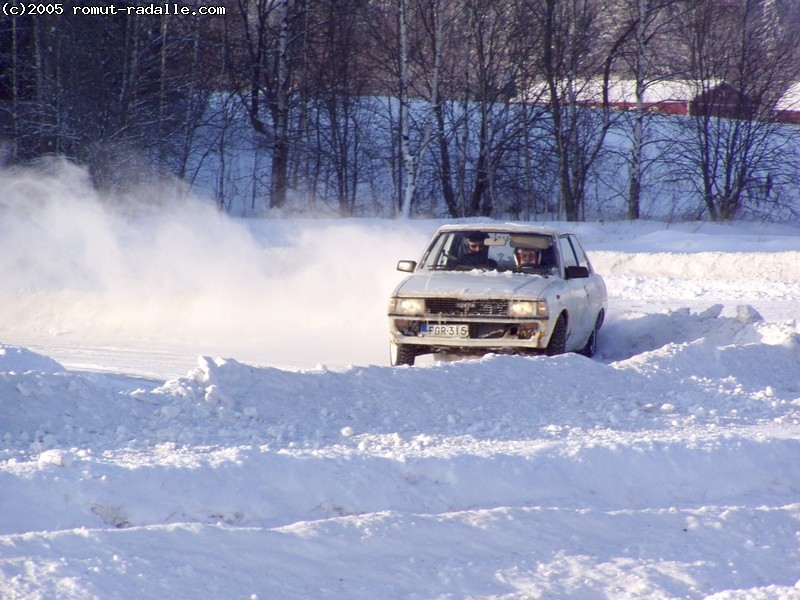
(1, 185, 799, 598)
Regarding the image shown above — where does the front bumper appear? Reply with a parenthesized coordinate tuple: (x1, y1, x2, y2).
(388, 315, 551, 353)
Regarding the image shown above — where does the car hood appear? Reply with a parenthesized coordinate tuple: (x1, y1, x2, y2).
(393, 270, 557, 299)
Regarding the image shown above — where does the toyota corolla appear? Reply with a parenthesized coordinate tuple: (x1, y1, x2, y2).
(388, 224, 607, 366)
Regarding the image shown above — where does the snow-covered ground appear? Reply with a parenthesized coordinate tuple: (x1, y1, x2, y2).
(1, 171, 799, 598)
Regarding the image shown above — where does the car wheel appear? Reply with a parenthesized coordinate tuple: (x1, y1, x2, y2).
(546, 314, 567, 356)
(580, 329, 597, 358)
(390, 342, 416, 366)
(580, 313, 602, 358)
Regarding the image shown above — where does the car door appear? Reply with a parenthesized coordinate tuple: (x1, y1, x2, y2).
(567, 234, 605, 323)
(557, 235, 593, 348)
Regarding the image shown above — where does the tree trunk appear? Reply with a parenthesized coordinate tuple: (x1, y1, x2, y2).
(270, 0, 291, 209)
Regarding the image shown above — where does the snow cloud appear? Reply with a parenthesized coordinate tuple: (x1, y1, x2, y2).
(0, 162, 432, 372)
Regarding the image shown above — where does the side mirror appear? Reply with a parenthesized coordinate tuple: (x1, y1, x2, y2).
(397, 260, 417, 273)
(565, 265, 590, 279)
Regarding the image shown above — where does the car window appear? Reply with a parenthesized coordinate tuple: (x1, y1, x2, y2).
(421, 231, 556, 273)
(421, 232, 455, 269)
(488, 234, 528, 268)
(558, 236, 578, 269)
(423, 232, 508, 270)
(568, 234, 590, 269)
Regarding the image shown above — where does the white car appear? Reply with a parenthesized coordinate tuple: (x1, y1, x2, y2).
(388, 224, 607, 365)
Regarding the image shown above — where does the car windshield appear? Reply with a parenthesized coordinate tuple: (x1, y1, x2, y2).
(420, 231, 557, 274)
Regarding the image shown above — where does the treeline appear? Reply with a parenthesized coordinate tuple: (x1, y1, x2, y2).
(1, 0, 799, 220)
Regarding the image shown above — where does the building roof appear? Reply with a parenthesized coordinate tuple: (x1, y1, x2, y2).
(776, 82, 800, 111)
(515, 78, 800, 122)
(516, 78, 720, 105)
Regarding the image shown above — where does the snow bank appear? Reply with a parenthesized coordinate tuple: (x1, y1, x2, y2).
(592, 250, 800, 281)
(0, 344, 63, 374)
(2, 296, 799, 597)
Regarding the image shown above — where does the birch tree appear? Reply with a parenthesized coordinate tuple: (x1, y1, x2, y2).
(614, 0, 686, 219)
(397, 0, 416, 216)
(397, 0, 443, 217)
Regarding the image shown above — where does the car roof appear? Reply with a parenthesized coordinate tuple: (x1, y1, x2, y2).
(434, 223, 562, 236)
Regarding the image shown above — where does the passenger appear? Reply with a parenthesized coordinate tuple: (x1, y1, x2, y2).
(514, 247, 541, 268)
(459, 232, 498, 269)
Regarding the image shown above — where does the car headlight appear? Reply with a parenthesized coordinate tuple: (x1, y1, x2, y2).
(508, 299, 548, 318)
(391, 297, 425, 316)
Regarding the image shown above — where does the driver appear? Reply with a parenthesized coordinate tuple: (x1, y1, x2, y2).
(514, 247, 541, 267)
(459, 232, 498, 268)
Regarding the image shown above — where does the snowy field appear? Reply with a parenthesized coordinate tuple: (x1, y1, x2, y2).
(1, 169, 800, 599)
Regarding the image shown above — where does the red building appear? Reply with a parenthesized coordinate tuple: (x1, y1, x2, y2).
(518, 79, 800, 125)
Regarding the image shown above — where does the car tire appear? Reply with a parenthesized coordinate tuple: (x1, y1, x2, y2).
(546, 314, 567, 356)
(390, 342, 416, 366)
(580, 313, 603, 358)
(580, 329, 597, 358)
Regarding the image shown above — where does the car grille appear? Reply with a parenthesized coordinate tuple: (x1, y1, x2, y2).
(425, 298, 509, 317)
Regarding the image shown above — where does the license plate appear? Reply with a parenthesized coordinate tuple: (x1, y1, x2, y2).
(422, 324, 469, 338)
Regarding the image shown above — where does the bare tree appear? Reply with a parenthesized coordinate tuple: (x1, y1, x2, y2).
(672, 0, 800, 220)
(461, 0, 511, 217)
(361, 0, 447, 217)
(301, 0, 374, 215)
(528, 0, 637, 220)
(396, 0, 443, 217)
(0, 11, 221, 195)
(610, 0, 688, 219)
(419, 0, 461, 217)
(228, 0, 306, 210)
(428, 0, 538, 218)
